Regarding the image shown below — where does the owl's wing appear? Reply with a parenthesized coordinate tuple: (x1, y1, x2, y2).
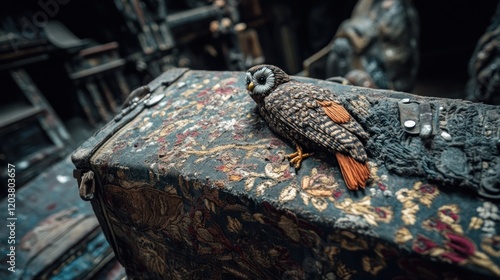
(264, 82, 367, 162)
(313, 86, 369, 141)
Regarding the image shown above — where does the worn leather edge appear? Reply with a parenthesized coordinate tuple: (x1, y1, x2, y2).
(71, 68, 189, 170)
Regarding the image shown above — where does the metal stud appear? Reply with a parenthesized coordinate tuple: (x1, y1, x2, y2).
(404, 120, 416, 128)
(441, 131, 452, 141)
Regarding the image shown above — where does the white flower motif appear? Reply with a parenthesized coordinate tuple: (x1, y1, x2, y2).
(477, 201, 500, 220)
(218, 118, 237, 131)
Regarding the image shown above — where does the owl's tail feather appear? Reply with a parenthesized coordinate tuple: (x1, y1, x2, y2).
(335, 153, 370, 190)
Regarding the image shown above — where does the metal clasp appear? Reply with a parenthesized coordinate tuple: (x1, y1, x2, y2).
(73, 169, 95, 201)
(398, 98, 436, 139)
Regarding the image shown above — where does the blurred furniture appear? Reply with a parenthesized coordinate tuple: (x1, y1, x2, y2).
(0, 67, 70, 198)
(304, 0, 419, 93)
(466, 1, 500, 105)
(66, 42, 130, 127)
(0, 156, 126, 279)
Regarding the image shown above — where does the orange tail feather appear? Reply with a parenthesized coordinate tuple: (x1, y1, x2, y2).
(335, 153, 370, 190)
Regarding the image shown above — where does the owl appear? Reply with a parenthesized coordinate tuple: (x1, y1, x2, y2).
(245, 64, 370, 190)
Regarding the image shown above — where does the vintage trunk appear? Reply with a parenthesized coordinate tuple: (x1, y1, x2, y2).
(72, 68, 500, 279)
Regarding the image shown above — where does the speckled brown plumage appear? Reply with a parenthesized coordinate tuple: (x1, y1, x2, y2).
(245, 64, 370, 190)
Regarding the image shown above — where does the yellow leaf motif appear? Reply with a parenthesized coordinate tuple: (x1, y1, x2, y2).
(336, 231, 369, 251)
(362, 256, 386, 275)
(311, 197, 329, 212)
(300, 192, 311, 206)
(437, 204, 460, 225)
(279, 183, 297, 203)
(255, 181, 276, 196)
(278, 216, 300, 242)
(469, 217, 483, 230)
(264, 163, 288, 179)
(481, 236, 500, 257)
(227, 216, 243, 233)
(334, 197, 393, 226)
(301, 168, 339, 197)
(394, 227, 413, 244)
(414, 182, 439, 207)
(336, 261, 356, 280)
(244, 177, 255, 192)
(401, 202, 419, 225)
(395, 188, 414, 204)
(253, 213, 265, 224)
(324, 246, 341, 264)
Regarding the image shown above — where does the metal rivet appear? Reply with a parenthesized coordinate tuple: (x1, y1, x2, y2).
(114, 113, 123, 122)
(441, 131, 452, 141)
(122, 106, 131, 115)
(401, 98, 410, 103)
(404, 120, 416, 128)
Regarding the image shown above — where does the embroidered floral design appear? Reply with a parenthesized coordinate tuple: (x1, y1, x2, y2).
(394, 227, 413, 244)
(423, 204, 463, 234)
(332, 231, 369, 251)
(481, 236, 500, 257)
(278, 215, 301, 242)
(90, 70, 500, 279)
(301, 168, 342, 198)
(278, 182, 298, 203)
(362, 255, 386, 275)
(396, 182, 439, 226)
(335, 197, 393, 226)
(468, 217, 483, 230)
(477, 202, 500, 220)
(476, 201, 500, 237)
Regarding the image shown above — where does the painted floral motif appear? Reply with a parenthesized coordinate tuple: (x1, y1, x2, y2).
(87, 70, 500, 279)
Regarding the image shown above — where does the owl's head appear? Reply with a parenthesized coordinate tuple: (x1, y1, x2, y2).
(245, 65, 290, 102)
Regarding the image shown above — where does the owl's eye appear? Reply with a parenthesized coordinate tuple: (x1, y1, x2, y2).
(257, 76, 266, 85)
(246, 77, 251, 85)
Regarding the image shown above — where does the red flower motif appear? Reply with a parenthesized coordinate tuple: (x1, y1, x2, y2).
(412, 235, 438, 254)
(333, 189, 343, 200)
(377, 182, 387, 191)
(441, 232, 476, 264)
(375, 207, 387, 219)
(440, 208, 459, 222)
(418, 184, 437, 194)
(423, 218, 452, 232)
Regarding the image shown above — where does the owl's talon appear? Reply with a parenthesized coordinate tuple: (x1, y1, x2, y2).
(287, 145, 313, 169)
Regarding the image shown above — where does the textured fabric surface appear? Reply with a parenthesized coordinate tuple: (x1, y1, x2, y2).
(74, 69, 500, 279)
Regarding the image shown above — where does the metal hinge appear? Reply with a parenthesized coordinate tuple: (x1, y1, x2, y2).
(398, 98, 436, 139)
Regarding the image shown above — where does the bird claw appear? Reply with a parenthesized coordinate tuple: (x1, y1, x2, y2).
(286, 145, 313, 169)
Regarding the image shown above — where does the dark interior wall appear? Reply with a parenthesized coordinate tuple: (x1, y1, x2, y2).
(414, 1, 499, 81)
(2, 0, 500, 117)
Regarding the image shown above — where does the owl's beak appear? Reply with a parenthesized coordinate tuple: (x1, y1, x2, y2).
(247, 82, 255, 91)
